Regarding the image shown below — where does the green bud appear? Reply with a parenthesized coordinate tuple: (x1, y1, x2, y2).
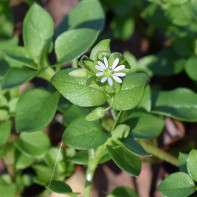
(86, 107, 105, 121)
(69, 69, 88, 77)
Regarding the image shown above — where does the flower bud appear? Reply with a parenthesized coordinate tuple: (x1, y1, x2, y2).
(69, 69, 88, 77)
(86, 107, 105, 121)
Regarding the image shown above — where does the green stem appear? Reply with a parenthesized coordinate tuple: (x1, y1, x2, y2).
(37, 66, 56, 82)
(84, 146, 107, 197)
(140, 141, 178, 167)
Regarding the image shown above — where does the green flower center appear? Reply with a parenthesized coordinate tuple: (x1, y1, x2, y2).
(104, 69, 113, 77)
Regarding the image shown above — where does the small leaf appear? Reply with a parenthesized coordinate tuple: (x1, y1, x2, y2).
(16, 89, 59, 132)
(124, 111, 165, 140)
(14, 130, 50, 157)
(158, 172, 195, 197)
(63, 104, 89, 126)
(86, 107, 105, 121)
(63, 116, 107, 149)
(178, 152, 189, 174)
(0, 177, 17, 197)
(107, 186, 138, 197)
(55, 0, 105, 37)
(52, 68, 108, 107)
(0, 120, 12, 145)
(2, 47, 37, 69)
(55, 28, 99, 65)
(90, 39, 111, 61)
(2, 67, 37, 89)
(185, 56, 197, 81)
(122, 137, 149, 156)
(14, 149, 34, 169)
(187, 149, 197, 181)
(109, 73, 149, 111)
(107, 140, 141, 176)
(23, 3, 54, 61)
(152, 88, 197, 122)
(47, 181, 80, 197)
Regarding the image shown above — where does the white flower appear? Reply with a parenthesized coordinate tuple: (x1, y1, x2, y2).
(95, 56, 126, 86)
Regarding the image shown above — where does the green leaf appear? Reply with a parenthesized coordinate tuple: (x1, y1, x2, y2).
(0, 120, 11, 145)
(187, 149, 197, 181)
(16, 89, 59, 132)
(111, 124, 130, 140)
(14, 149, 34, 169)
(63, 116, 107, 149)
(165, 4, 193, 26)
(152, 88, 197, 122)
(0, 177, 17, 197)
(124, 111, 165, 139)
(63, 104, 89, 126)
(14, 130, 50, 157)
(107, 140, 141, 176)
(185, 56, 197, 81)
(90, 39, 111, 61)
(23, 3, 54, 61)
(148, 49, 185, 76)
(158, 172, 196, 197)
(47, 181, 80, 197)
(2, 67, 37, 89)
(52, 68, 108, 107)
(55, 0, 105, 37)
(33, 164, 52, 185)
(137, 85, 151, 112)
(69, 150, 89, 165)
(122, 137, 149, 156)
(2, 47, 37, 69)
(55, 28, 99, 64)
(107, 186, 138, 197)
(86, 107, 105, 121)
(178, 152, 189, 174)
(109, 73, 148, 111)
(111, 15, 135, 41)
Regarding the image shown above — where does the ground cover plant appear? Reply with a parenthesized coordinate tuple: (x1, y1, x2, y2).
(0, 0, 197, 196)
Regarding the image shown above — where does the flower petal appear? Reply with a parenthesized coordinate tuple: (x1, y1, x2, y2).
(98, 61, 107, 69)
(96, 72, 104, 77)
(112, 58, 119, 69)
(108, 77, 113, 86)
(114, 65, 125, 72)
(95, 65, 104, 71)
(101, 77, 107, 83)
(113, 72, 126, 77)
(104, 56, 108, 68)
(113, 75, 122, 83)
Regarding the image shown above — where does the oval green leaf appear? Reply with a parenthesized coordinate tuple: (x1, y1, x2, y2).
(185, 56, 197, 81)
(16, 89, 59, 132)
(14, 130, 50, 157)
(107, 186, 138, 197)
(23, 3, 54, 61)
(125, 111, 165, 139)
(107, 140, 141, 176)
(109, 73, 149, 111)
(187, 149, 197, 181)
(0, 120, 12, 145)
(2, 67, 37, 89)
(55, 0, 105, 37)
(55, 28, 99, 65)
(52, 68, 108, 107)
(152, 88, 197, 122)
(158, 172, 195, 197)
(63, 116, 107, 149)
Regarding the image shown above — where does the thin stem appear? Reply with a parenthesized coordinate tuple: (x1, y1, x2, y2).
(111, 111, 122, 132)
(140, 141, 178, 167)
(37, 66, 56, 82)
(84, 146, 107, 197)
